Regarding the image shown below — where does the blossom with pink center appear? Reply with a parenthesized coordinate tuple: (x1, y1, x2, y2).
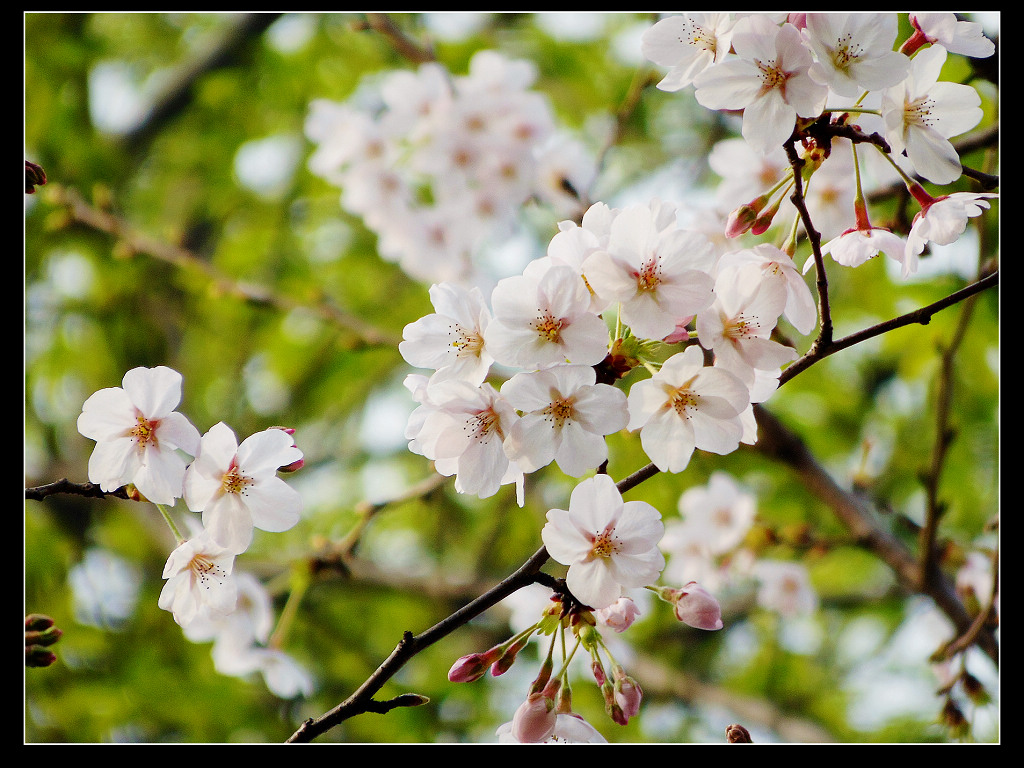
(484, 264, 609, 369)
(399, 281, 493, 385)
(694, 16, 828, 155)
(718, 244, 817, 335)
(904, 190, 997, 275)
(183, 422, 304, 554)
(904, 13, 995, 59)
(641, 13, 738, 92)
(407, 379, 525, 504)
(627, 345, 750, 473)
(752, 559, 818, 617)
(501, 364, 628, 477)
(582, 202, 716, 341)
(158, 530, 237, 628)
(881, 44, 983, 185)
(542, 474, 665, 610)
(696, 264, 798, 387)
(803, 13, 909, 97)
(816, 225, 908, 274)
(76, 366, 201, 506)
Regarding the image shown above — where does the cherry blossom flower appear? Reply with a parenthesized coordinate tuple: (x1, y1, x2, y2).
(582, 202, 716, 341)
(803, 13, 910, 97)
(904, 13, 995, 58)
(818, 225, 909, 273)
(407, 379, 525, 504)
(183, 422, 304, 554)
(881, 44, 983, 185)
(541, 473, 665, 610)
(181, 571, 274, 649)
(641, 13, 738, 92)
(696, 264, 798, 387)
(904, 188, 998, 274)
(399, 282, 493, 385)
(497, 711, 608, 743)
(485, 264, 610, 369)
(158, 530, 237, 628)
(678, 471, 757, 555)
(752, 559, 818, 617)
(593, 596, 642, 633)
(694, 16, 828, 155)
(212, 642, 315, 699)
(77, 366, 201, 506)
(718, 244, 817, 335)
(501, 364, 628, 477)
(627, 345, 750, 473)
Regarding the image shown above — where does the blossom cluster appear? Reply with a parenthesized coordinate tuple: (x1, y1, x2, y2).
(76, 365, 312, 698)
(643, 12, 997, 276)
(401, 198, 812, 509)
(305, 48, 596, 285)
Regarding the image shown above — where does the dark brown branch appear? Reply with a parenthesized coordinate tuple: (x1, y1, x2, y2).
(25, 478, 131, 502)
(779, 270, 998, 387)
(286, 545, 552, 743)
(751, 404, 997, 665)
(121, 13, 283, 153)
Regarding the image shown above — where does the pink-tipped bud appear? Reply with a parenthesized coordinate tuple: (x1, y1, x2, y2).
(511, 692, 557, 743)
(725, 204, 759, 238)
(448, 653, 490, 683)
(271, 427, 305, 472)
(671, 582, 724, 630)
(612, 669, 643, 720)
(594, 596, 641, 633)
(490, 634, 530, 677)
(448, 645, 505, 683)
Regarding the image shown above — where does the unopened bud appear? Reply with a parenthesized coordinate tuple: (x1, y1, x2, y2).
(448, 645, 504, 683)
(491, 634, 531, 677)
(26, 646, 58, 668)
(26, 160, 47, 194)
(725, 202, 760, 238)
(726, 723, 753, 743)
(612, 671, 642, 720)
(511, 692, 557, 743)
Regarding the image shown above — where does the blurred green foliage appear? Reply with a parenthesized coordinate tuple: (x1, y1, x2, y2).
(25, 13, 998, 743)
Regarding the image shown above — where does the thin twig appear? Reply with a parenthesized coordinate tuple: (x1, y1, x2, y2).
(287, 545, 552, 742)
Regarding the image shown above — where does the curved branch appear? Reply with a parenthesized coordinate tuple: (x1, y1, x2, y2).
(779, 270, 998, 387)
(751, 404, 997, 665)
(25, 478, 132, 502)
(287, 544, 552, 743)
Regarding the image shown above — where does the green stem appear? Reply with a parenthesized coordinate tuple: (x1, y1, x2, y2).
(156, 503, 186, 545)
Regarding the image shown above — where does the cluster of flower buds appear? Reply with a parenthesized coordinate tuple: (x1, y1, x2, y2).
(25, 614, 62, 668)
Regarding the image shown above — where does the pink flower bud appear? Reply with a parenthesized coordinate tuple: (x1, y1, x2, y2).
(511, 692, 557, 743)
(447, 652, 490, 683)
(448, 644, 506, 683)
(672, 582, 724, 630)
(594, 596, 641, 633)
(613, 673, 643, 720)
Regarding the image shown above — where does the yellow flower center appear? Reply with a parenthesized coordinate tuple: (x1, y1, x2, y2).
(130, 416, 158, 452)
(542, 395, 577, 429)
(221, 465, 253, 496)
(588, 527, 620, 560)
(190, 554, 227, 589)
(533, 313, 564, 343)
